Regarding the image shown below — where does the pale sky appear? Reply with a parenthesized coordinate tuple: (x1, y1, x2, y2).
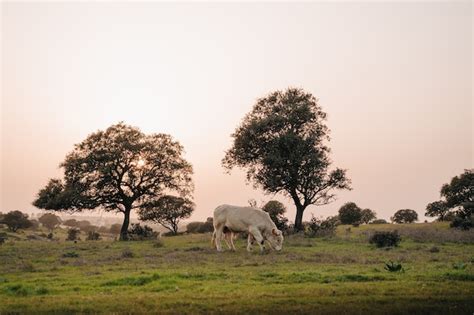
(1, 1, 473, 223)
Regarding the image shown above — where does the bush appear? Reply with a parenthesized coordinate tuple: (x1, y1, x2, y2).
(66, 228, 80, 241)
(304, 215, 338, 238)
(0, 232, 7, 245)
(186, 218, 214, 234)
(109, 223, 122, 235)
(47, 233, 54, 240)
(86, 231, 101, 241)
(384, 261, 404, 272)
(62, 251, 79, 258)
(370, 219, 388, 224)
(121, 248, 134, 258)
(369, 231, 401, 248)
(127, 223, 158, 241)
(450, 216, 473, 230)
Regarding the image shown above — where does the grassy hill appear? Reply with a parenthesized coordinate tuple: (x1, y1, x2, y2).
(0, 223, 473, 314)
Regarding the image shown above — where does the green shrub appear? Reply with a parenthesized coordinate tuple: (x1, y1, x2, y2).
(127, 223, 158, 240)
(0, 232, 7, 244)
(369, 231, 401, 248)
(384, 261, 404, 272)
(62, 251, 79, 258)
(304, 215, 338, 238)
(86, 231, 101, 241)
(121, 247, 134, 258)
(67, 228, 80, 241)
(370, 219, 388, 224)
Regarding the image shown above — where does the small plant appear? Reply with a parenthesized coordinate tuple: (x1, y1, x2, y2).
(121, 247, 134, 258)
(67, 228, 80, 241)
(152, 238, 164, 248)
(86, 231, 101, 241)
(369, 231, 401, 248)
(47, 232, 54, 240)
(429, 246, 440, 253)
(0, 232, 7, 245)
(304, 214, 338, 238)
(127, 223, 158, 241)
(452, 262, 466, 270)
(384, 261, 404, 272)
(62, 251, 79, 258)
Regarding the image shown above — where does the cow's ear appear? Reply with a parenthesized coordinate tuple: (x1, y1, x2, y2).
(272, 228, 278, 236)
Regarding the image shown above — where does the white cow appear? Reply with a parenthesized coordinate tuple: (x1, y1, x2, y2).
(211, 204, 284, 252)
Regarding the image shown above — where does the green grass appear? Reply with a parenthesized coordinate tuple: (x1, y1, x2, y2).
(0, 223, 473, 314)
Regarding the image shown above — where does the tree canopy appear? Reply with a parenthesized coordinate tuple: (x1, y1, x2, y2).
(426, 169, 473, 223)
(38, 213, 61, 230)
(262, 200, 289, 230)
(2, 211, 32, 232)
(223, 88, 351, 230)
(138, 195, 194, 235)
(338, 202, 362, 225)
(391, 209, 418, 224)
(33, 123, 193, 240)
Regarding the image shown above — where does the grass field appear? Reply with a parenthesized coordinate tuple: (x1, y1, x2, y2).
(0, 223, 473, 314)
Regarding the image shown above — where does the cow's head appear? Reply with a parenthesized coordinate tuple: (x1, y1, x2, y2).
(267, 228, 284, 251)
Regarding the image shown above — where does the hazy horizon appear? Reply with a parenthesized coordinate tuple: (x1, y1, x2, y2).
(1, 2, 473, 223)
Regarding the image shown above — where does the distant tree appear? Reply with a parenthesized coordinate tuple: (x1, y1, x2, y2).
(360, 208, 377, 224)
(29, 219, 40, 230)
(32, 123, 193, 240)
(66, 228, 80, 241)
(138, 195, 194, 235)
(38, 213, 61, 231)
(109, 223, 122, 235)
(338, 202, 362, 225)
(63, 219, 79, 227)
(2, 211, 32, 232)
(76, 220, 91, 231)
(425, 170, 473, 228)
(391, 209, 418, 224)
(81, 225, 99, 233)
(98, 226, 110, 234)
(186, 217, 214, 234)
(262, 200, 289, 230)
(223, 88, 351, 231)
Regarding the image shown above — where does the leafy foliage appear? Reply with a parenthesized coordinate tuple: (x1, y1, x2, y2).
(38, 213, 61, 230)
(33, 123, 193, 240)
(369, 231, 401, 248)
(86, 231, 101, 241)
(127, 223, 158, 241)
(2, 211, 32, 232)
(391, 209, 418, 224)
(66, 228, 80, 241)
(138, 195, 194, 235)
(426, 170, 473, 227)
(384, 261, 404, 272)
(370, 219, 388, 224)
(262, 200, 289, 231)
(222, 88, 351, 230)
(338, 202, 362, 225)
(360, 209, 377, 224)
(304, 214, 339, 238)
(186, 218, 214, 234)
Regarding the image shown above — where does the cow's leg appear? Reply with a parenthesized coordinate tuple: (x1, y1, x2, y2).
(214, 224, 225, 252)
(249, 227, 265, 253)
(246, 233, 255, 252)
(228, 232, 237, 251)
(224, 232, 233, 250)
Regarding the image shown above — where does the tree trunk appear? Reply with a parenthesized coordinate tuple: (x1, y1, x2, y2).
(120, 208, 131, 241)
(294, 205, 305, 232)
